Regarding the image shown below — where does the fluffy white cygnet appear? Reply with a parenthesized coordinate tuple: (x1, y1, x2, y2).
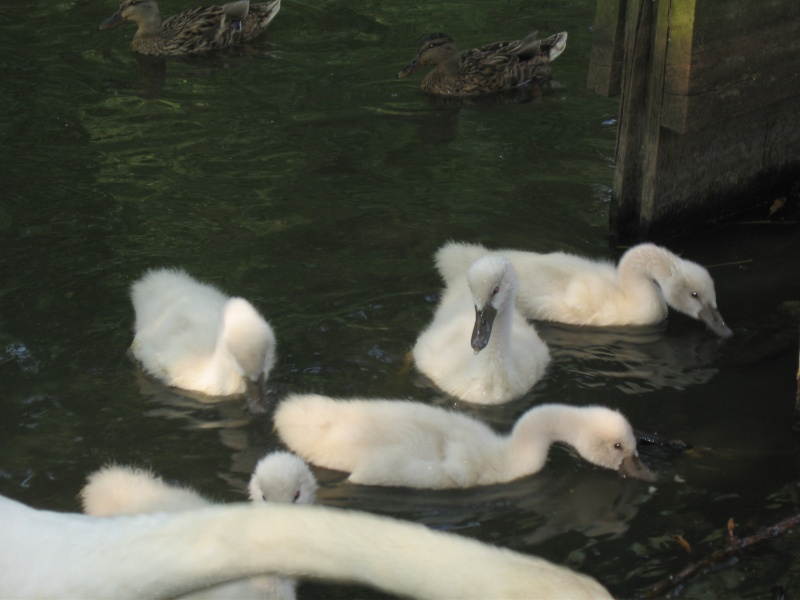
(413, 255, 550, 404)
(436, 242, 733, 338)
(0, 495, 612, 599)
(81, 452, 317, 600)
(130, 268, 276, 402)
(274, 393, 655, 489)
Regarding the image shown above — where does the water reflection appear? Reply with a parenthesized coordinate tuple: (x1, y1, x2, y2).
(537, 321, 723, 394)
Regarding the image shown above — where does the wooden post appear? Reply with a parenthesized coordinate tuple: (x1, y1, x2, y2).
(588, 0, 800, 239)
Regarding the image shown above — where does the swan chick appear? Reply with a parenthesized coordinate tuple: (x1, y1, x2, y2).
(81, 453, 317, 600)
(275, 393, 655, 489)
(435, 241, 733, 338)
(1, 495, 612, 599)
(413, 255, 550, 404)
(130, 268, 276, 403)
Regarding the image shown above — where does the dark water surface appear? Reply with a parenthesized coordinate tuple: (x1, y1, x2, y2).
(2, 0, 800, 597)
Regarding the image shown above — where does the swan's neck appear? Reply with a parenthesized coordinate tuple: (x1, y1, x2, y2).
(4, 498, 611, 599)
(616, 244, 675, 313)
(504, 405, 587, 480)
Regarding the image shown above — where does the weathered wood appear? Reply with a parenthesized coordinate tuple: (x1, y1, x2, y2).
(592, 0, 800, 238)
(586, 0, 626, 96)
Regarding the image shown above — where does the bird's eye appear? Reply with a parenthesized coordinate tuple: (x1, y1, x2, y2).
(492, 286, 499, 295)
(614, 442, 622, 450)
(428, 43, 435, 49)
(262, 494, 267, 501)
(293, 490, 300, 503)
(691, 291, 699, 298)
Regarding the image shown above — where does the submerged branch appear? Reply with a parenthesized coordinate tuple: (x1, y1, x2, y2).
(636, 514, 800, 599)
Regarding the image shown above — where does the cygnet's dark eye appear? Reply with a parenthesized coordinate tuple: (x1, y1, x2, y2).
(293, 490, 301, 503)
(492, 286, 499, 295)
(691, 291, 699, 298)
(262, 494, 267, 501)
(614, 442, 622, 450)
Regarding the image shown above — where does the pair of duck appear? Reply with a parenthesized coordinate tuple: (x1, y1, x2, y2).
(100, 0, 567, 97)
(128, 242, 731, 490)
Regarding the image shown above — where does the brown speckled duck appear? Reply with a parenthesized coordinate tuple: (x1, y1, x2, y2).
(397, 31, 567, 97)
(99, 0, 281, 57)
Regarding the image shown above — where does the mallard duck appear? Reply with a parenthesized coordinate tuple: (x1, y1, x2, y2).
(274, 393, 656, 489)
(412, 255, 550, 404)
(99, 0, 281, 57)
(436, 242, 733, 338)
(397, 30, 567, 97)
(1, 495, 613, 599)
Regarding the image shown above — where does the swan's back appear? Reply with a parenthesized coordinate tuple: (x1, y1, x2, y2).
(81, 465, 210, 517)
(274, 394, 506, 488)
(130, 268, 276, 396)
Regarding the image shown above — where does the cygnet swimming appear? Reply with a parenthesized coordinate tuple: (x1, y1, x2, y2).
(1, 494, 612, 599)
(413, 255, 550, 404)
(130, 267, 276, 403)
(435, 241, 732, 337)
(274, 393, 655, 489)
(81, 452, 317, 600)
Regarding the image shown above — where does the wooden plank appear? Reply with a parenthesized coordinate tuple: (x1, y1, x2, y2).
(587, 0, 627, 96)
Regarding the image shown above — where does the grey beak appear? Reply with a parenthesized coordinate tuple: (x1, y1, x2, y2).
(619, 453, 657, 482)
(471, 304, 498, 353)
(698, 304, 733, 339)
(245, 372, 268, 413)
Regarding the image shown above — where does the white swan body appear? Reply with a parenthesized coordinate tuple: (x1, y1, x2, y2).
(130, 268, 277, 401)
(413, 255, 550, 404)
(0, 495, 611, 600)
(80, 452, 317, 600)
(274, 393, 655, 489)
(436, 242, 733, 338)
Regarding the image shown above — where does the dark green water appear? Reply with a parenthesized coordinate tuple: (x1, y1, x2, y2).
(2, 0, 799, 597)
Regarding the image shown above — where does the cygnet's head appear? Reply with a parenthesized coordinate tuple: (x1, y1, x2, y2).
(466, 256, 518, 352)
(222, 298, 277, 400)
(660, 259, 732, 339)
(571, 407, 656, 482)
(248, 451, 318, 505)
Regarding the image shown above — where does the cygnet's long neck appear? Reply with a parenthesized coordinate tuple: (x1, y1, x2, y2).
(616, 244, 676, 315)
(503, 405, 590, 481)
(4, 499, 611, 599)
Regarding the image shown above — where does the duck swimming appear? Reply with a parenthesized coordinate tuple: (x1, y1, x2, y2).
(413, 255, 550, 404)
(397, 30, 567, 96)
(80, 452, 316, 600)
(274, 393, 655, 489)
(99, 0, 281, 57)
(130, 267, 276, 404)
(436, 241, 733, 338)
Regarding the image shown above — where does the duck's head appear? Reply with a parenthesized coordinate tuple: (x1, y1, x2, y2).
(248, 452, 318, 505)
(661, 260, 732, 339)
(573, 407, 656, 482)
(221, 298, 276, 404)
(467, 256, 517, 353)
(99, 0, 161, 31)
(397, 33, 459, 79)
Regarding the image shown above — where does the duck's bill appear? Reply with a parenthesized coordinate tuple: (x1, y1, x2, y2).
(397, 58, 423, 79)
(99, 10, 124, 30)
(698, 304, 733, 339)
(619, 453, 656, 482)
(471, 304, 497, 353)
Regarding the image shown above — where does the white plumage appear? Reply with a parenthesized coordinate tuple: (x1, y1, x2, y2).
(413, 255, 550, 404)
(130, 268, 277, 401)
(274, 393, 655, 489)
(0, 495, 612, 599)
(80, 452, 317, 600)
(435, 242, 732, 337)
